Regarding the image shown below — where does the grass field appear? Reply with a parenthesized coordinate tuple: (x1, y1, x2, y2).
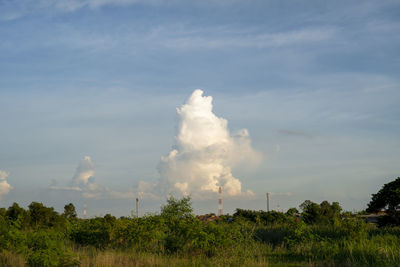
(1, 224, 399, 266)
(1, 197, 399, 266)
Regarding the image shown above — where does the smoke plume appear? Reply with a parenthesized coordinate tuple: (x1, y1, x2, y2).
(0, 170, 12, 199)
(151, 89, 260, 198)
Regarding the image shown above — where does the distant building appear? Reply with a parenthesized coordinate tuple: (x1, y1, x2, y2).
(198, 214, 220, 222)
(359, 212, 387, 223)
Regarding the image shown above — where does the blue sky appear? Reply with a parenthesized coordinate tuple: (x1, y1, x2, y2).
(0, 0, 399, 216)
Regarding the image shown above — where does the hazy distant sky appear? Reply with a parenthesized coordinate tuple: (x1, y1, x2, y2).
(1, 0, 399, 217)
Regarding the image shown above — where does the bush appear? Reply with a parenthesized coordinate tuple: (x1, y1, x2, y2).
(233, 209, 292, 225)
(27, 230, 79, 267)
(70, 218, 111, 249)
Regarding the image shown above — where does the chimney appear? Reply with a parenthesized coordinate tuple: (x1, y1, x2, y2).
(218, 186, 223, 216)
(83, 201, 87, 219)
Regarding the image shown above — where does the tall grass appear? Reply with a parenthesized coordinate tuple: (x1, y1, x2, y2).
(0, 251, 25, 267)
(69, 223, 400, 267)
(2, 224, 400, 266)
(1, 199, 399, 266)
(2, 233, 399, 267)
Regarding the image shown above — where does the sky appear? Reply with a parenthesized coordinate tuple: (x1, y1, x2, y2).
(0, 0, 399, 217)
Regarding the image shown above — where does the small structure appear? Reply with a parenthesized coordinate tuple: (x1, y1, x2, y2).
(360, 212, 387, 224)
(199, 213, 220, 222)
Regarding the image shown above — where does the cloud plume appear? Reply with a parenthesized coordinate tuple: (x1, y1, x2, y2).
(0, 170, 9, 180)
(51, 156, 99, 195)
(51, 156, 135, 200)
(141, 89, 260, 199)
(0, 170, 12, 199)
(72, 156, 95, 186)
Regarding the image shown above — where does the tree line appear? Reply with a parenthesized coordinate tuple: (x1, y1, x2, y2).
(0, 177, 399, 266)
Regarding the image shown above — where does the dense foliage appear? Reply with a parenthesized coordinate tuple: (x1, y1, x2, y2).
(0, 181, 399, 266)
(367, 177, 400, 226)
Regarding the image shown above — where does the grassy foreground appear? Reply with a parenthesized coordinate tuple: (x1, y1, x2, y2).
(1, 197, 399, 266)
(1, 223, 399, 266)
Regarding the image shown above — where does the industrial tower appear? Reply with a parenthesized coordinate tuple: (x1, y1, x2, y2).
(83, 201, 87, 219)
(218, 186, 223, 216)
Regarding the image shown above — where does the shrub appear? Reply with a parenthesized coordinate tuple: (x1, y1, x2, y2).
(70, 218, 111, 249)
(26, 230, 79, 267)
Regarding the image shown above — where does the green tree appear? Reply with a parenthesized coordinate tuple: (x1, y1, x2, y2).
(300, 201, 322, 224)
(0, 207, 6, 218)
(6, 202, 25, 221)
(367, 177, 400, 213)
(6, 202, 30, 229)
(331, 202, 342, 216)
(367, 177, 400, 225)
(319, 201, 341, 224)
(286, 207, 299, 216)
(63, 203, 77, 219)
(161, 196, 193, 219)
(160, 196, 199, 253)
(300, 200, 342, 224)
(27, 229, 79, 266)
(70, 217, 111, 248)
(299, 200, 313, 212)
(233, 209, 291, 225)
(28, 202, 63, 228)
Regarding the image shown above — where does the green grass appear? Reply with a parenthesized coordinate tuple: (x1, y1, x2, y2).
(1, 199, 400, 266)
(1, 229, 399, 267)
(2, 224, 400, 266)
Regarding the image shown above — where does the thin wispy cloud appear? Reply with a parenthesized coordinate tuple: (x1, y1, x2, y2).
(0, 0, 242, 20)
(278, 129, 313, 138)
(6, 24, 336, 54)
(0, 0, 138, 20)
(268, 192, 293, 196)
(163, 28, 338, 50)
(49, 185, 83, 192)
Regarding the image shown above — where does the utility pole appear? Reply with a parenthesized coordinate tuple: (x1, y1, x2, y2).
(266, 192, 270, 212)
(218, 186, 223, 216)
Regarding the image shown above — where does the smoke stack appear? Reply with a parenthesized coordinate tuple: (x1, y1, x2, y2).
(83, 201, 87, 219)
(136, 198, 139, 218)
(218, 186, 223, 216)
(266, 192, 270, 212)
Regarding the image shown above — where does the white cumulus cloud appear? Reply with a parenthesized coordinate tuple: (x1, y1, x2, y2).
(51, 156, 136, 200)
(50, 156, 97, 194)
(0, 180, 12, 198)
(0, 170, 12, 198)
(0, 170, 9, 180)
(140, 89, 260, 199)
(72, 156, 95, 186)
